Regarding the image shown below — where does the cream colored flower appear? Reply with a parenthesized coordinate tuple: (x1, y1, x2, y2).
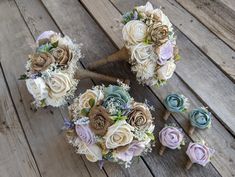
(46, 72, 73, 99)
(161, 13, 173, 32)
(78, 89, 104, 110)
(26, 77, 48, 100)
(104, 120, 134, 149)
(136, 2, 154, 15)
(122, 20, 147, 46)
(156, 60, 176, 80)
(85, 144, 103, 162)
(73, 138, 102, 162)
(132, 60, 156, 80)
(130, 43, 157, 64)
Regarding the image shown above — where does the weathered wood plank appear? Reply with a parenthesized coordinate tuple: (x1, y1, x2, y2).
(219, 0, 235, 10)
(40, 0, 221, 176)
(82, 0, 235, 135)
(176, 0, 235, 51)
(0, 0, 97, 177)
(111, 0, 235, 81)
(80, 0, 235, 176)
(0, 67, 41, 177)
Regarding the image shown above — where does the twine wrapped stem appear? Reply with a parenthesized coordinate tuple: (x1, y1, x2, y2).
(75, 68, 129, 84)
(163, 110, 171, 121)
(185, 159, 193, 170)
(159, 144, 166, 156)
(87, 47, 129, 70)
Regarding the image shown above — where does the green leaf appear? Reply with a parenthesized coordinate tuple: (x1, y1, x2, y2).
(89, 98, 95, 108)
(111, 111, 127, 122)
(174, 54, 181, 61)
(51, 41, 58, 48)
(40, 99, 47, 107)
(146, 132, 155, 140)
(80, 108, 90, 117)
(36, 43, 53, 53)
(18, 74, 29, 80)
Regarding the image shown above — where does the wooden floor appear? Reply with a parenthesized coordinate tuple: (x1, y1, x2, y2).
(0, 0, 234, 176)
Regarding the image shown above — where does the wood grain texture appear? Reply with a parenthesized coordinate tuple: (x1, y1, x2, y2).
(0, 68, 41, 177)
(82, 0, 235, 135)
(0, 0, 97, 177)
(176, 0, 235, 51)
(112, 0, 235, 81)
(39, 0, 221, 176)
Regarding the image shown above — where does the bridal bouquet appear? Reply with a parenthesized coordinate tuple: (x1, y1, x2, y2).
(64, 83, 155, 167)
(122, 2, 180, 86)
(19, 31, 81, 108)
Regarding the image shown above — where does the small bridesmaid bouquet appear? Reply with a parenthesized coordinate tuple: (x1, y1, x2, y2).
(163, 93, 189, 121)
(188, 107, 212, 135)
(185, 142, 215, 169)
(87, 2, 180, 86)
(64, 83, 155, 168)
(20, 31, 126, 108)
(158, 125, 184, 155)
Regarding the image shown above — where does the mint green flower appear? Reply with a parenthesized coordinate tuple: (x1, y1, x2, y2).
(164, 93, 188, 112)
(103, 85, 131, 115)
(189, 108, 211, 129)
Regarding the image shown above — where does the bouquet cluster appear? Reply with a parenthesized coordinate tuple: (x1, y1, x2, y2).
(122, 2, 180, 86)
(65, 84, 155, 167)
(20, 31, 82, 107)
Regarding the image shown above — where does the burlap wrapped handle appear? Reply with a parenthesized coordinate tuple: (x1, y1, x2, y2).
(87, 47, 129, 70)
(75, 67, 129, 85)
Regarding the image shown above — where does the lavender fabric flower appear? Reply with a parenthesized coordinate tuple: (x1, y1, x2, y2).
(186, 142, 215, 166)
(157, 41, 174, 65)
(115, 141, 145, 162)
(189, 108, 211, 129)
(159, 126, 184, 149)
(75, 124, 95, 145)
(164, 93, 187, 112)
(36, 30, 56, 43)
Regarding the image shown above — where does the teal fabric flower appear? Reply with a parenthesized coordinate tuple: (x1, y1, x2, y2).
(189, 108, 211, 129)
(164, 94, 187, 112)
(103, 85, 131, 115)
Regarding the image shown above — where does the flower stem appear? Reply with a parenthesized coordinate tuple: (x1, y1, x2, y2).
(75, 69, 129, 84)
(163, 110, 171, 121)
(159, 144, 166, 156)
(188, 126, 195, 135)
(87, 47, 129, 70)
(185, 159, 193, 170)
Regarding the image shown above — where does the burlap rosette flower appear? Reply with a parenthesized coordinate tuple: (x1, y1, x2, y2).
(158, 125, 184, 155)
(87, 2, 180, 87)
(163, 93, 189, 120)
(64, 84, 155, 168)
(185, 142, 215, 169)
(20, 31, 127, 109)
